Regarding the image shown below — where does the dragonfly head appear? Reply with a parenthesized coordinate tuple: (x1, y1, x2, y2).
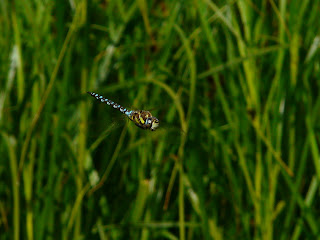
(149, 117, 159, 131)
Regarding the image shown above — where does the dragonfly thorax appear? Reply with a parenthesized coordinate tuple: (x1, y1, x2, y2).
(128, 110, 159, 131)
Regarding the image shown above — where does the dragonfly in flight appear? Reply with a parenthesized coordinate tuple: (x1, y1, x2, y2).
(87, 92, 160, 131)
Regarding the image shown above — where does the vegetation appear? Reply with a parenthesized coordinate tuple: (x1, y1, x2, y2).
(1, 0, 320, 239)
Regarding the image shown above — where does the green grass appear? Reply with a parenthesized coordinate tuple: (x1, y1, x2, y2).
(1, 0, 320, 239)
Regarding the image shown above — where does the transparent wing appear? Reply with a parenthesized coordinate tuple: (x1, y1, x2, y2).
(87, 100, 130, 140)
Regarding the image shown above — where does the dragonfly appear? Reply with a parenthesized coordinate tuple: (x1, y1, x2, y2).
(87, 92, 160, 131)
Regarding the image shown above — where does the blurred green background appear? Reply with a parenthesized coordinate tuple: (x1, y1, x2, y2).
(1, 0, 320, 239)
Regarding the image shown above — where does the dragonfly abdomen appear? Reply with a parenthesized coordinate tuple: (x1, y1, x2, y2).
(87, 92, 132, 117)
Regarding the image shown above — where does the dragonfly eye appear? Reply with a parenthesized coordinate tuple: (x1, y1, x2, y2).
(150, 118, 159, 131)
